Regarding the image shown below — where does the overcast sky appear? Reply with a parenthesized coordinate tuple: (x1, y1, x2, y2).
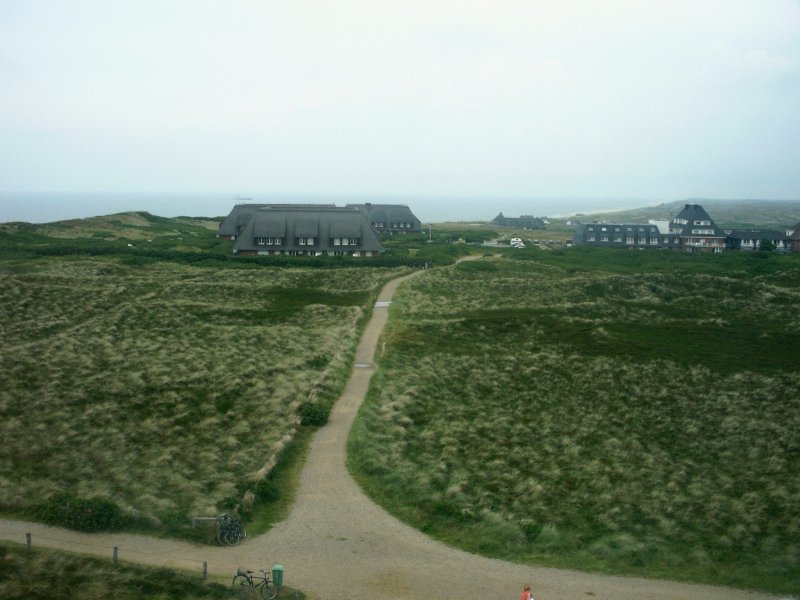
(1, 0, 799, 205)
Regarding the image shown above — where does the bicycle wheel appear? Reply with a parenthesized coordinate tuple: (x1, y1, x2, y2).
(232, 575, 255, 596)
(260, 581, 278, 600)
(217, 528, 228, 545)
(224, 529, 241, 546)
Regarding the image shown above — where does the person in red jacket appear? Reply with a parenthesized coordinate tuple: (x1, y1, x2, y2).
(520, 584, 533, 600)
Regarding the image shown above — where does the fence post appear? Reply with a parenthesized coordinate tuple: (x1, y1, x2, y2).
(113, 546, 118, 563)
(26, 532, 31, 553)
(203, 561, 208, 580)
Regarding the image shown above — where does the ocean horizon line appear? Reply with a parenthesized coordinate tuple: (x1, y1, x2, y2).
(1, 191, 791, 225)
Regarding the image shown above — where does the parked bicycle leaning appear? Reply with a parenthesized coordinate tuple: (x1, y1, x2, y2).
(232, 567, 278, 599)
(216, 513, 246, 546)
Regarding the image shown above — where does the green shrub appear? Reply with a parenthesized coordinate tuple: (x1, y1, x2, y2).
(298, 402, 329, 427)
(38, 493, 125, 532)
(216, 496, 239, 512)
(254, 478, 280, 502)
(456, 260, 497, 272)
(522, 521, 543, 542)
(432, 500, 475, 523)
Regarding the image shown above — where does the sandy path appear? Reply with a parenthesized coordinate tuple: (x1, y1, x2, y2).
(0, 269, 774, 600)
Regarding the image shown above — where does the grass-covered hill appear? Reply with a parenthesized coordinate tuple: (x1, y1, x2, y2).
(0, 212, 409, 538)
(349, 248, 800, 595)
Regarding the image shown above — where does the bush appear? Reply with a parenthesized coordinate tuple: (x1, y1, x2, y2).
(38, 493, 125, 532)
(216, 496, 239, 512)
(432, 500, 475, 523)
(298, 402, 329, 427)
(253, 478, 280, 502)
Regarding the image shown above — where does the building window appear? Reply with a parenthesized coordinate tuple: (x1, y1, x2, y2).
(614, 236, 622, 242)
(601, 236, 609, 242)
(333, 237, 360, 246)
(601, 227, 607, 232)
(257, 237, 283, 245)
(626, 237, 634, 244)
(297, 237, 315, 246)
(674, 218, 688, 225)
(650, 238, 659, 245)
(638, 238, 647, 245)
(691, 228, 714, 235)
(587, 235, 595, 242)
(694, 219, 711, 226)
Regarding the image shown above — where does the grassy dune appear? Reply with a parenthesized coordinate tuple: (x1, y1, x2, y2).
(349, 251, 800, 593)
(0, 251, 400, 533)
(0, 542, 232, 600)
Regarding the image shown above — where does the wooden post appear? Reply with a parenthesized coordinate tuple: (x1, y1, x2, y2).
(26, 532, 31, 553)
(113, 546, 118, 563)
(203, 561, 208, 580)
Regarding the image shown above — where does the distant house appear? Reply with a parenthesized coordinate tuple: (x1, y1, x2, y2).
(492, 213, 546, 229)
(669, 204, 727, 253)
(573, 204, 726, 252)
(573, 203, 800, 254)
(787, 223, 800, 253)
(726, 229, 789, 252)
(347, 203, 422, 233)
(574, 222, 664, 248)
(233, 206, 383, 257)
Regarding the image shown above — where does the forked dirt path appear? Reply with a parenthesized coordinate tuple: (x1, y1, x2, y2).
(0, 268, 773, 600)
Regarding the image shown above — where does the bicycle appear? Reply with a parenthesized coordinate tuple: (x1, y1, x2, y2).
(216, 513, 246, 546)
(231, 567, 279, 599)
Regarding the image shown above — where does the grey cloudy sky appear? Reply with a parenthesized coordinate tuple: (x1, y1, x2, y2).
(1, 0, 799, 202)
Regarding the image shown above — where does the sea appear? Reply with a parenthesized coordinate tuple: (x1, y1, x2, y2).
(0, 192, 661, 224)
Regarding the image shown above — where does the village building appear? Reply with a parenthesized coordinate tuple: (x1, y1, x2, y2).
(786, 223, 800, 253)
(347, 203, 422, 233)
(492, 213, 546, 229)
(668, 204, 727, 253)
(573, 204, 728, 253)
(233, 205, 384, 257)
(217, 203, 268, 240)
(726, 229, 790, 252)
(574, 222, 664, 248)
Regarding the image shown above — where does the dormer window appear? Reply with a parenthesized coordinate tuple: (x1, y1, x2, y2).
(333, 237, 360, 246)
(256, 237, 283, 246)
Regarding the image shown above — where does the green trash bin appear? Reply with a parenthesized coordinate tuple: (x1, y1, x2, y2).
(271, 564, 284, 587)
